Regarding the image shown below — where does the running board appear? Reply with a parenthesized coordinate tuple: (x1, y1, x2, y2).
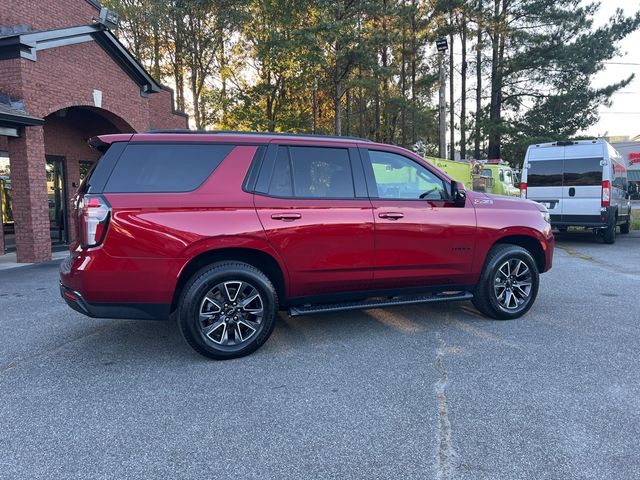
(288, 291, 473, 317)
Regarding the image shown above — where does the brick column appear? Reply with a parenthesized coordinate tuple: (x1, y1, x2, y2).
(0, 209, 4, 255)
(8, 126, 51, 262)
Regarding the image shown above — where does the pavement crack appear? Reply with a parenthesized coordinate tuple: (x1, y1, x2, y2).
(0, 325, 116, 374)
(435, 332, 456, 480)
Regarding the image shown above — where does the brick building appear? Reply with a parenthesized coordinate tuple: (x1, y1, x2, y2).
(0, 0, 188, 262)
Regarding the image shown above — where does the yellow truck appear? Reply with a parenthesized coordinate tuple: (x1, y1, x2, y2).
(425, 157, 520, 197)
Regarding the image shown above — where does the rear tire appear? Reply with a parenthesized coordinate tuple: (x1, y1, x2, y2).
(178, 262, 278, 360)
(620, 210, 631, 234)
(603, 218, 616, 244)
(472, 244, 540, 320)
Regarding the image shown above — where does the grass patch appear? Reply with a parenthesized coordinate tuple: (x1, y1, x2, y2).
(632, 209, 640, 231)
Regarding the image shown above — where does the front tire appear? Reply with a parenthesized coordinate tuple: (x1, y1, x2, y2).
(472, 244, 540, 320)
(178, 262, 278, 360)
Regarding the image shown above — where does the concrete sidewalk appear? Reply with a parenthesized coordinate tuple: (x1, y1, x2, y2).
(0, 250, 69, 271)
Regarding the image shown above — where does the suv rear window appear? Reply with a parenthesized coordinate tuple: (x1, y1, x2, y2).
(104, 143, 234, 193)
(527, 159, 563, 187)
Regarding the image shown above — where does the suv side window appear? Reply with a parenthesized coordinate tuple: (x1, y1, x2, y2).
(267, 146, 355, 199)
(367, 150, 448, 200)
(104, 143, 234, 193)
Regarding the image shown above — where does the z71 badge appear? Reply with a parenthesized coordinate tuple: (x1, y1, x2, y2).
(473, 198, 494, 205)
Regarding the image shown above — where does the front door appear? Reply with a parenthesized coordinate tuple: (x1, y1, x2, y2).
(253, 144, 374, 298)
(361, 148, 477, 289)
(45, 155, 68, 245)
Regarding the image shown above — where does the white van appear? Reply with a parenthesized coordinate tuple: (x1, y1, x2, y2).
(521, 140, 632, 243)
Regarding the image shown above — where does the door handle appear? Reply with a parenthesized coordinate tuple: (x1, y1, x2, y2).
(568, 187, 575, 197)
(271, 213, 302, 221)
(378, 212, 404, 220)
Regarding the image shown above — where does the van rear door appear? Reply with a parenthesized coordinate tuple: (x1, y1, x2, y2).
(561, 143, 604, 224)
(524, 147, 564, 223)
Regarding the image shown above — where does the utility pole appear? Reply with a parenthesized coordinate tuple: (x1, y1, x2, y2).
(436, 37, 448, 159)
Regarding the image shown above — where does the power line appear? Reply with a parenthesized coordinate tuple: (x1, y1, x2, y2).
(603, 61, 640, 66)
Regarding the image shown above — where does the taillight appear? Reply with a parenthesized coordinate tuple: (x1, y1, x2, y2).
(79, 195, 111, 247)
(520, 182, 527, 199)
(601, 180, 611, 207)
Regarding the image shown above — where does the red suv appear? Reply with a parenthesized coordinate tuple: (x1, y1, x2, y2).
(60, 131, 554, 359)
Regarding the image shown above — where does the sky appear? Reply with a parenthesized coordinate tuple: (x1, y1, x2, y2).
(583, 0, 640, 139)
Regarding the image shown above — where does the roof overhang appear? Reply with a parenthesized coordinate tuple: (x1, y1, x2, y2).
(0, 110, 44, 127)
(0, 24, 161, 95)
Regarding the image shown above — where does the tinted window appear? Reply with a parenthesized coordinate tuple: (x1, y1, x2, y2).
(368, 150, 448, 200)
(288, 147, 355, 198)
(527, 159, 563, 187)
(563, 157, 602, 186)
(105, 144, 234, 193)
(267, 147, 293, 197)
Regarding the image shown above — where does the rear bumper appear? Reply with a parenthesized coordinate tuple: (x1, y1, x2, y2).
(60, 283, 170, 320)
(59, 254, 171, 321)
(550, 209, 614, 228)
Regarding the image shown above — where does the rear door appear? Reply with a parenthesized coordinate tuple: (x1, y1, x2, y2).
(561, 143, 604, 223)
(524, 147, 564, 223)
(253, 143, 374, 298)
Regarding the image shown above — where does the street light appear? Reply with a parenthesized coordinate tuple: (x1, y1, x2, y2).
(436, 38, 448, 159)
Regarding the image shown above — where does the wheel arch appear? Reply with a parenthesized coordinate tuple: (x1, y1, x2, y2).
(492, 234, 546, 273)
(171, 247, 288, 312)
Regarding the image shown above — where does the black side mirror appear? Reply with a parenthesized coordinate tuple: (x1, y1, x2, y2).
(451, 181, 467, 207)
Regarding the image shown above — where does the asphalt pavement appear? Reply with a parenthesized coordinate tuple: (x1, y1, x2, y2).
(1, 232, 639, 479)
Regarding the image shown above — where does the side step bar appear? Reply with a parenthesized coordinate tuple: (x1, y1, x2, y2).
(288, 291, 473, 317)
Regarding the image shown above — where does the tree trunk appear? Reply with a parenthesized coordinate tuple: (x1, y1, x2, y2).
(449, 29, 455, 160)
(487, 0, 503, 159)
(401, 14, 407, 147)
(460, 10, 467, 160)
(358, 84, 365, 138)
(346, 89, 352, 136)
(219, 31, 227, 126)
(475, 0, 482, 160)
(374, 89, 381, 142)
(411, 0, 417, 144)
(313, 76, 318, 134)
(174, 13, 186, 112)
(334, 76, 342, 136)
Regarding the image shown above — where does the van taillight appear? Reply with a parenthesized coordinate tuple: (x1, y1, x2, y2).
(520, 182, 527, 199)
(601, 180, 611, 207)
(79, 195, 110, 247)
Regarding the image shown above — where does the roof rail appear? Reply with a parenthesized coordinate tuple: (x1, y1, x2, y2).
(144, 129, 372, 142)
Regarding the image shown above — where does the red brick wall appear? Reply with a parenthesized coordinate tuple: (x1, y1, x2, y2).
(0, 27, 187, 261)
(150, 87, 189, 130)
(0, 0, 98, 32)
(20, 42, 150, 131)
(7, 127, 51, 262)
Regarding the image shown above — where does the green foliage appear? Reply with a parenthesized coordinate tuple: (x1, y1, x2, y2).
(105, 0, 639, 157)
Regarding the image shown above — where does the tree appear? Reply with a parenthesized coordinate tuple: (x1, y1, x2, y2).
(485, 0, 640, 160)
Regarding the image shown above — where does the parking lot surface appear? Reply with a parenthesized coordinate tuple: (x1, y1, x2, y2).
(1, 232, 639, 479)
